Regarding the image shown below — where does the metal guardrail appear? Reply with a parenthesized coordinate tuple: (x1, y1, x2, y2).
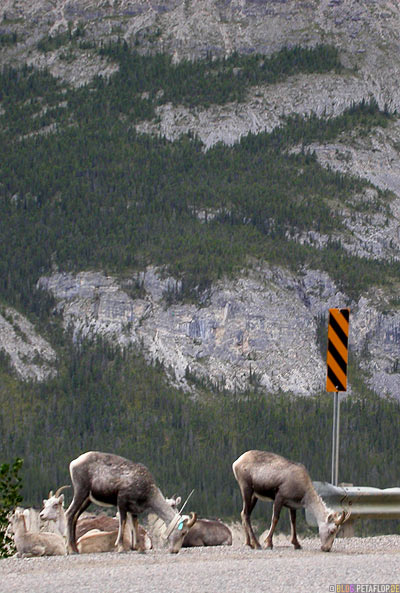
(305, 482, 400, 528)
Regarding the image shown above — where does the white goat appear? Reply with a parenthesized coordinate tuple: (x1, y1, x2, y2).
(9, 508, 66, 557)
(39, 486, 70, 536)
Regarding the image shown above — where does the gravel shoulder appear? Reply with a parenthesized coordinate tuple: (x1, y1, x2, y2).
(1, 535, 400, 593)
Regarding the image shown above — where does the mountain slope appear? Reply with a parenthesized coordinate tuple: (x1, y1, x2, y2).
(1, 2, 400, 401)
(1, 0, 400, 104)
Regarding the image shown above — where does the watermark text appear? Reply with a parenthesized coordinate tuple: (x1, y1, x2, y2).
(330, 586, 400, 593)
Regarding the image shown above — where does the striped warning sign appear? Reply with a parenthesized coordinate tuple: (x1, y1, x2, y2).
(326, 308, 350, 392)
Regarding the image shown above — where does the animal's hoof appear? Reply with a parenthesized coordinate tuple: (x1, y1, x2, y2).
(249, 542, 261, 550)
(263, 542, 273, 550)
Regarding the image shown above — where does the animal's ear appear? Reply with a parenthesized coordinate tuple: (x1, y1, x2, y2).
(23, 509, 30, 517)
(43, 499, 47, 505)
(59, 494, 64, 503)
(327, 513, 335, 523)
(175, 496, 182, 506)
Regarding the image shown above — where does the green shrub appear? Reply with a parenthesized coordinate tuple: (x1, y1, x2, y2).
(0, 458, 23, 558)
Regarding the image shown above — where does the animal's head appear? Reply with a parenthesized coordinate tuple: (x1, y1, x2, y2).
(165, 494, 182, 510)
(319, 510, 350, 552)
(40, 486, 70, 521)
(8, 508, 28, 534)
(167, 512, 197, 553)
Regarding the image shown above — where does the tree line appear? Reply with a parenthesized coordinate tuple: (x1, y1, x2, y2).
(1, 340, 399, 536)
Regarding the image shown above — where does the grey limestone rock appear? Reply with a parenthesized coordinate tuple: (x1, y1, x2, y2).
(34, 265, 400, 401)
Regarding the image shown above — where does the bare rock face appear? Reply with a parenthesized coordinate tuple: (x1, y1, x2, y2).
(0, 306, 57, 381)
(37, 267, 328, 395)
(34, 266, 400, 401)
(3, 263, 400, 400)
(352, 294, 400, 400)
(136, 73, 375, 149)
(287, 118, 400, 262)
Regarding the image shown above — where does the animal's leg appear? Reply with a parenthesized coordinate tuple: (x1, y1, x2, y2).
(116, 507, 127, 553)
(240, 487, 260, 549)
(126, 513, 136, 550)
(263, 496, 284, 550)
(131, 516, 145, 552)
(30, 545, 46, 557)
(289, 508, 302, 550)
(65, 492, 90, 554)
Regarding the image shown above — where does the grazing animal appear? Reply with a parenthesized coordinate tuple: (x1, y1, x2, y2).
(167, 495, 232, 547)
(65, 451, 197, 554)
(232, 450, 350, 552)
(9, 508, 66, 557)
(40, 487, 152, 552)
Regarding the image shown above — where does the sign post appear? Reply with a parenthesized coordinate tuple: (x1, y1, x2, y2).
(331, 391, 340, 487)
(326, 308, 350, 486)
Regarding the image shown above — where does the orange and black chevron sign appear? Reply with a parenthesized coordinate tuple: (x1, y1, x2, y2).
(326, 308, 350, 392)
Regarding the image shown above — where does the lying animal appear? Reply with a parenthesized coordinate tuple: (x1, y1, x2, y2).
(9, 508, 66, 557)
(181, 518, 232, 547)
(166, 495, 232, 547)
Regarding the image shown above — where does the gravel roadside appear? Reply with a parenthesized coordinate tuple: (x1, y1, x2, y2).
(1, 535, 400, 593)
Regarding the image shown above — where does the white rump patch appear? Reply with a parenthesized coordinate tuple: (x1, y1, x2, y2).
(89, 493, 113, 508)
(255, 493, 274, 502)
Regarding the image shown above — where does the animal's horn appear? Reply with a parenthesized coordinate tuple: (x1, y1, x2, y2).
(48, 490, 53, 498)
(54, 485, 71, 497)
(343, 511, 351, 523)
(334, 510, 348, 526)
(186, 512, 197, 528)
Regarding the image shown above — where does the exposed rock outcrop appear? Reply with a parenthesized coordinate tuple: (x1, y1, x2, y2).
(0, 306, 57, 381)
(36, 266, 400, 401)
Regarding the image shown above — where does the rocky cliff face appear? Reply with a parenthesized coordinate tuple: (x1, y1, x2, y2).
(2, 0, 400, 399)
(0, 306, 56, 381)
(4, 261, 400, 399)
(34, 266, 400, 401)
